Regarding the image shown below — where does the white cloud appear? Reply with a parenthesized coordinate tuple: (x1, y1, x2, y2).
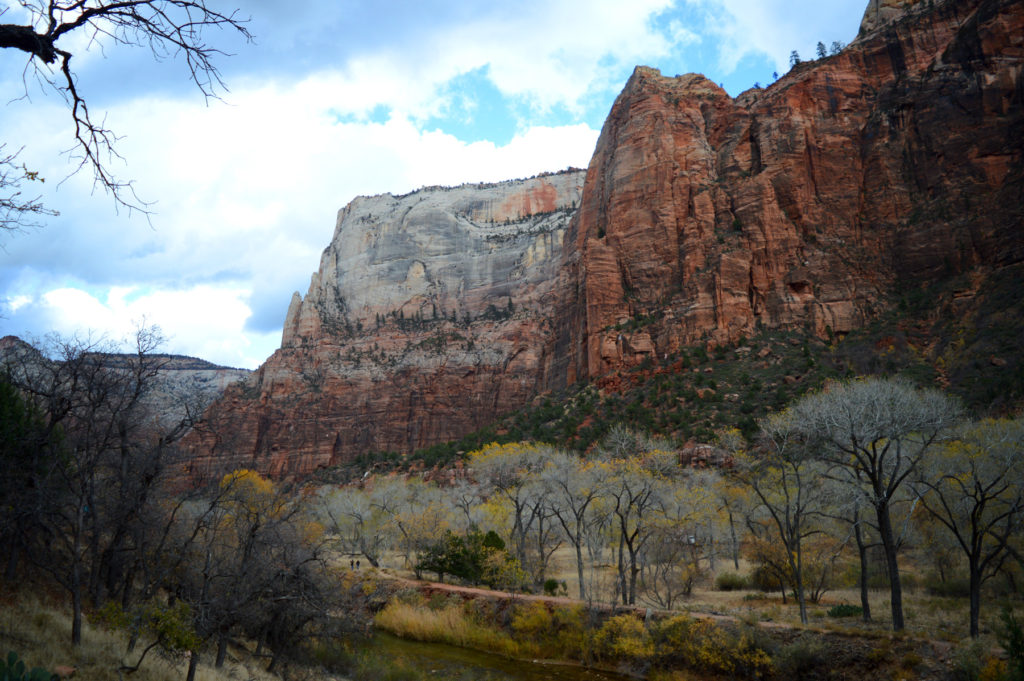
(0, 0, 865, 371)
(691, 0, 865, 75)
(33, 285, 273, 368)
(294, 0, 682, 121)
(1, 68, 599, 368)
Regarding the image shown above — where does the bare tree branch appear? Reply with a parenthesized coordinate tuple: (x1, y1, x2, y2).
(0, 144, 59, 236)
(0, 1, 251, 219)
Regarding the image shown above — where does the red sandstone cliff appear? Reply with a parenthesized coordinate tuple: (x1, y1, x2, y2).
(185, 0, 1023, 481)
(551, 0, 1023, 386)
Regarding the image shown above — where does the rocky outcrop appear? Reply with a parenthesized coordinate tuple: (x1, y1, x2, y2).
(183, 173, 584, 481)
(187, 0, 1023, 481)
(552, 0, 1024, 384)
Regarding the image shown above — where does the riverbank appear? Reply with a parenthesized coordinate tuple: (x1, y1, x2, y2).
(366, 572, 976, 680)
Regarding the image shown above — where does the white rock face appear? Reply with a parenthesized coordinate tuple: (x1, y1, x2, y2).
(283, 171, 585, 348)
(859, 0, 925, 35)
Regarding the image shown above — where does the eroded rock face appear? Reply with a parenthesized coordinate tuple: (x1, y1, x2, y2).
(187, 0, 1023, 481)
(183, 172, 584, 481)
(552, 0, 1024, 384)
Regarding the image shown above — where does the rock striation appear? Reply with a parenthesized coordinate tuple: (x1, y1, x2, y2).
(187, 0, 1023, 480)
(552, 0, 1024, 385)
(183, 173, 584, 481)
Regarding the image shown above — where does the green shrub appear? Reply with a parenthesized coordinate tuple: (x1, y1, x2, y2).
(773, 636, 827, 679)
(0, 652, 53, 681)
(827, 604, 863, 618)
(542, 578, 567, 597)
(715, 571, 749, 591)
(952, 640, 987, 681)
(998, 607, 1024, 681)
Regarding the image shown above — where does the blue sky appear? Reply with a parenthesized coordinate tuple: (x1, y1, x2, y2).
(0, 0, 864, 368)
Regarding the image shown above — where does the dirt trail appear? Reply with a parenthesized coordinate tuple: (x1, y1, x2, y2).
(376, 571, 780, 630)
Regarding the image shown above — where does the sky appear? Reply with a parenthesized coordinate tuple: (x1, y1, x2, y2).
(0, 0, 865, 369)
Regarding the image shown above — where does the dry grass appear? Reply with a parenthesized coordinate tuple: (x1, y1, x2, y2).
(373, 600, 524, 658)
(0, 590, 284, 681)
(378, 544, 1014, 649)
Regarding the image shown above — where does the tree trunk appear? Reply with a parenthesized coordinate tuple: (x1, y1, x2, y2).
(216, 632, 228, 667)
(628, 556, 639, 606)
(575, 534, 586, 600)
(854, 519, 872, 622)
(792, 546, 808, 625)
(969, 564, 982, 638)
(876, 503, 905, 631)
(71, 579, 83, 646)
(185, 650, 200, 681)
(729, 511, 740, 570)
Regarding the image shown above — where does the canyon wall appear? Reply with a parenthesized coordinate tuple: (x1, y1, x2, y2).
(186, 0, 1023, 480)
(183, 173, 583, 481)
(553, 0, 1023, 385)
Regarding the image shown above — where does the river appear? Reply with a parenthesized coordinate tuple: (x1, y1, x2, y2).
(349, 632, 636, 681)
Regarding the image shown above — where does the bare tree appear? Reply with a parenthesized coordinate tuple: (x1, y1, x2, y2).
(640, 470, 717, 609)
(603, 453, 672, 606)
(915, 417, 1024, 638)
(469, 442, 549, 572)
(0, 326, 200, 645)
(0, 0, 250, 217)
(541, 451, 607, 599)
(731, 417, 834, 625)
(784, 377, 962, 630)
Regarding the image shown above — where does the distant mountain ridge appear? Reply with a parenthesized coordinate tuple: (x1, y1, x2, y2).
(0, 335, 251, 425)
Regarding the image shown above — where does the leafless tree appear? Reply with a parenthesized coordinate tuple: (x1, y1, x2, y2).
(470, 443, 549, 572)
(541, 452, 608, 599)
(603, 453, 672, 606)
(0, 325, 201, 645)
(730, 417, 834, 625)
(783, 377, 962, 631)
(914, 417, 1024, 638)
(0, 1, 251, 218)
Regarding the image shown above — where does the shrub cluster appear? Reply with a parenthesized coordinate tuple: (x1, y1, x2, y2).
(827, 604, 864, 618)
(715, 571, 750, 591)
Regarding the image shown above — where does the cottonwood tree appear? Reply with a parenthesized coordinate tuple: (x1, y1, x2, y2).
(603, 452, 673, 606)
(541, 451, 607, 599)
(469, 442, 550, 575)
(171, 470, 334, 681)
(317, 485, 389, 568)
(731, 417, 834, 624)
(915, 417, 1024, 637)
(824, 474, 878, 622)
(784, 377, 962, 630)
(371, 477, 453, 574)
(640, 469, 717, 609)
(0, 0, 250, 219)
